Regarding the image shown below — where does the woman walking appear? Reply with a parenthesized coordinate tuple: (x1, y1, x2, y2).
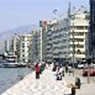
(35, 63, 40, 79)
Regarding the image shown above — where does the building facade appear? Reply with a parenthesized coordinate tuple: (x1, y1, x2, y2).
(5, 40, 11, 54)
(19, 34, 32, 63)
(46, 25, 52, 63)
(89, 0, 95, 59)
(29, 30, 41, 63)
(39, 20, 50, 62)
(70, 11, 89, 62)
(5, 35, 19, 57)
(52, 19, 70, 64)
(39, 20, 57, 63)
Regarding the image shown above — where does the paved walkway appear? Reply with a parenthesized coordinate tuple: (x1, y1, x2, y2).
(64, 72, 95, 95)
(2, 69, 71, 95)
(2, 67, 95, 95)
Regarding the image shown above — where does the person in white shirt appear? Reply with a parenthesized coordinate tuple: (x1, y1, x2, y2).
(56, 66, 64, 80)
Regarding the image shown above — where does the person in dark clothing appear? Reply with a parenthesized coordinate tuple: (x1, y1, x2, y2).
(71, 86, 76, 95)
(65, 65, 68, 73)
(35, 63, 40, 79)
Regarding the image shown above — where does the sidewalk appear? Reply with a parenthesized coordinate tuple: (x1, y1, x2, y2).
(2, 69, 71, 95)
(64, 72, 95, 95)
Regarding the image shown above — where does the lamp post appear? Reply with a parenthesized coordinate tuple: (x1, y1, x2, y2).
(72, 15, 75, 76)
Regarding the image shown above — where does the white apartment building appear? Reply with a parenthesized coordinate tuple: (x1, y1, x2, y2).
(52, 18, 70, 64)
(5, 40, 11, 54)
(19, 34, 32, 63)
(70, 11, 89, 62)
(5, 35, 19, 56)
(11, 35, 19, 56)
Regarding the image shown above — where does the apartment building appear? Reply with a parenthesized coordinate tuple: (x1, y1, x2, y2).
(5, 40, 11, 54)
(29, 30, 41, 63)
(70, 11, 89, 62)
(19, 34, 32, 63)
(39, 20, 57, 63)
(39, 20, 50, 62)
(52, 19, 70, 64)
(5, 34, 19, 56)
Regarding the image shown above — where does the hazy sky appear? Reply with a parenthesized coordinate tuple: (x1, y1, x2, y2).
(0, 0, 89, 32)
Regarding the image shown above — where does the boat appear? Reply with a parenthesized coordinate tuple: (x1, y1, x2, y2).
(0, 59, 27, 68)
(2, 62, 19, 68)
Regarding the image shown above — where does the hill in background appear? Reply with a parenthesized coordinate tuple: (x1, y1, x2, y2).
(0, 25, 33, 53)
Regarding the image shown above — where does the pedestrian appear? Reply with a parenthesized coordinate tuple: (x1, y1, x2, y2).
(68, 66, 72, 76)
(52, 63, 57, 71)
(56, 66, 63, 80)
(35, 63, 40, 79)
(65, 65, 68, 73)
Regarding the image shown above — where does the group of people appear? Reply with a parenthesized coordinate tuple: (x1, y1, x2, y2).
(34, 62, 49, 79)
(52, 63, 64, 80)
(34, 62, 72, 80)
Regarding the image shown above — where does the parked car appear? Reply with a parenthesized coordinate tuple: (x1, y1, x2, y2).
(91, 63, 95, 68)
(82, 67, 95, 76)
(77, 64, 84, 69)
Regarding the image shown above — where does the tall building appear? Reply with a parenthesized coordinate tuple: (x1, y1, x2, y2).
(11, 35, 19, 56)
(19, 34, 32, 63)
(70, 11, 89, 62)
(89, 0, 95, 59)
(5, 35, 19, 56)
(5, 40, 11, 54)
(52, 19, 70, 64)
(39, 20, 56, 63)
(46, 20, 57, 63)
(39, 20, 50, 62)
(29, 30, 41, 63)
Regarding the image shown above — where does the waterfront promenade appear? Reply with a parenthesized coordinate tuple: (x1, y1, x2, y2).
(2, 67, 95, 95)
(2, 68, 71, 95)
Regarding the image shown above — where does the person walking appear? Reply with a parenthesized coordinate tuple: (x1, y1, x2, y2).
(35, 63, 40, 79)
(56, 66, 63, 80)
(65, 65, 68, 73)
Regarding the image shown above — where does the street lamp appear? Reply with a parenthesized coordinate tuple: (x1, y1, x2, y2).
(72, 15, 75, 76)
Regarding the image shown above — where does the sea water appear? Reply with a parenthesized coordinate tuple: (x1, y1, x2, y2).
(0, 68, 32, 94)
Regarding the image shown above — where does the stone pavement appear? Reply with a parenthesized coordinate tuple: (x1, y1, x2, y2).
(2, 67, 95, 95)
(64, 72, 95, 95)
(2, 69, 71, 95)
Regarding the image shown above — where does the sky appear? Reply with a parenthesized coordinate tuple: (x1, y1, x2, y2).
(0, 0, 89, 33)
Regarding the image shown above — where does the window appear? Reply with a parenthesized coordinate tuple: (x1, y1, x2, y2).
(72, 26, 88, 30)
(22, 43, 25, 47)
(76, 45, 84, 48)
(70, 38, 84, 42)
(22, 54, 25, 57)
(74, 32, 84, 36)
(74, 26, 84, 29)
(22, 36, 25, 41)
(22, 49, 25, 52)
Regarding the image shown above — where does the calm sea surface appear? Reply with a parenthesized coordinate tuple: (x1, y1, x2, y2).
(0, 68, 32, 94)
